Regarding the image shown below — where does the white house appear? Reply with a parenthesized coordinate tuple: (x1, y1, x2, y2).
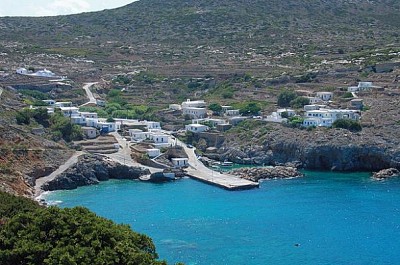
(129, 129, 152, 141)
(171, 158, 189, 168)
(181, 99, 206, 108)
(221, 105, 233, 113)
(306, 96, 323, 104)
(277, 108, 296, 118)
(303, 108, 360, 127)
(229, 116, 248, 126)
(225, 109, 240, 116)
(16, 68, 29, 75)
(348, 82, 377, 92)
(182, 107, 207, 118)
(34, 69, 56, 78)
(79, 112, 98, 119)
(151, 134, 169, 144)
(85, 118, 98, 128)
(192, 118, 226, 127)
(97, 122, 116, 132)
(147, 148, 161, 158)
(185, 124, 209, 133)
(302, 118, 320, 127)
(42, 100, 56, 106)
(81, 127, 97, 139)
(303, 104, 325, 111)
(96, 99, 106, 107)
(59, 107, 79, 117)
(169, 104, 182, 110)
(55, 102, 72, 108)
(316, 92, 334, 101)
(146, 121, 161, 130)
(71, 116, 86, 125)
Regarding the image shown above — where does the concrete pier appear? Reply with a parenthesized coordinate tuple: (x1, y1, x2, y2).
(177, 139, 259, 190)
(185, 170, 259, 191)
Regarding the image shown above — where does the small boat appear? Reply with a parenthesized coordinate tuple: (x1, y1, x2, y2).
(220, 160, 233, 167)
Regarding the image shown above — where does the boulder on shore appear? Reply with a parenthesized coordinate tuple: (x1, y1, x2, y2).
(229, 166, 303, 182)
(372, 168, 400, 180)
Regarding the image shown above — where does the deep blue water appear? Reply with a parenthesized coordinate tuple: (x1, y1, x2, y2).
(45, 171, 400, 265)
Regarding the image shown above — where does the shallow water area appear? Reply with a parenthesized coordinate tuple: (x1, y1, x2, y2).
(45, 171, 400, 265)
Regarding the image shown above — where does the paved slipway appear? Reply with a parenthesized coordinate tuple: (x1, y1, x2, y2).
(34, 151, 85, 197)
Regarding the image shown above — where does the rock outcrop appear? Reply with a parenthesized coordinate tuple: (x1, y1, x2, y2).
(229, 166, 303, 182)
(372, 168, 400, 180)
(42, 155, 150, 191)
(210, 119, 400, 172)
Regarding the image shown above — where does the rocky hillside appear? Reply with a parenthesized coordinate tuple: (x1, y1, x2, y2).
(0, 0, 399, 77)
(0, 87, 73, 196)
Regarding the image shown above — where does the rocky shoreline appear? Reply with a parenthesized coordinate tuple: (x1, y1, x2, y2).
(229, 166, 303, 182)
(372, 168, 400, 181)
(41, 155, 150, 191)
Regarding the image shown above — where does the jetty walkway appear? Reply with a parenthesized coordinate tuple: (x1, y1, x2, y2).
(175, 138, 259, 190)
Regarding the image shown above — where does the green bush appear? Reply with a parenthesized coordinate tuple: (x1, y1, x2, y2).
(288, 116, 304, 128)
(19, 90, 49, 100)
(342, 92, 353, 98)
(50, 112, 83, 142)
(208, 103, 222, 115)
(16, 109, 32, 125)
(0, 192, 167, 265)
(290, 96, 310, 108)
(333, 119, 362, 132)
(277, 90, 297, 107)
(239, 103, 261, 116)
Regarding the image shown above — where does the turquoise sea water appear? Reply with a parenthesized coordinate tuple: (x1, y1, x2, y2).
(45, 171, 400, 265)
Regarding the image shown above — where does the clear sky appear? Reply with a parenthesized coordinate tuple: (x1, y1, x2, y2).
(0, 0, 137, 17)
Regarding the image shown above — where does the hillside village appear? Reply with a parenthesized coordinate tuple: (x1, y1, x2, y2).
(20, 70, 387, 173)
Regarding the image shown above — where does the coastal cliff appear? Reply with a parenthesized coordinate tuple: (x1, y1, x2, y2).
(206, 120, 400, 172)
(42, 155, 150, 191)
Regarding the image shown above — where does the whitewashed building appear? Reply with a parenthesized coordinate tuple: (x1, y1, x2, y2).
(302, 118, 320, 127)
(146, 121, 161, 130)
(147, 148, 161, 158)
(34, 69, 56, 78)
(225, 109, 240, 116)
(182, 107, 207, 118)
(171, 158, 189, 168)
(181, 99, 206, 108)
(151, 134, 169, 144)
(55, 102, 72, 108)
(82, 127, 97, 139)
(60, 107, 79, 117)
(16, 68, 29, 75)
(79, 112, 98, 119)
(277, 108, 296, 118)
(71, 116, 86, 126)
(169, 104, 182, 110)
(316, 92, 334, 101)
(303, 104, 326, 111)
(303, 109, 360, 127)
(306, 96, 323, 104)
(129, 129, 152, 141)
(85, 118, 98, 128)
(42, 100, 56, 106)
(97, 122, 116, 132)
(348, 82, 378, 92)
(185, 124, 209, 133)
(96, 99, 106, 107)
